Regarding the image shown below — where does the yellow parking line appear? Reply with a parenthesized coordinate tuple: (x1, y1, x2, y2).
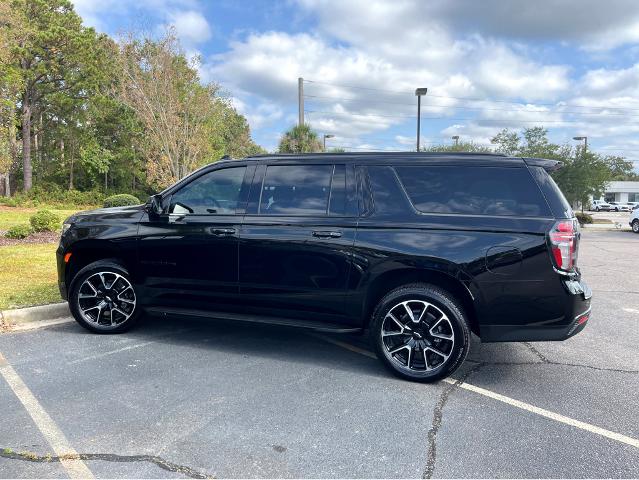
(314, 335, 639, 450)
(0, 352, 94, 478)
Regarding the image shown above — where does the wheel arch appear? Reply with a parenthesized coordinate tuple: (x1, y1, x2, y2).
(361, 267, 480, 335)
(65, 240, 129, 290)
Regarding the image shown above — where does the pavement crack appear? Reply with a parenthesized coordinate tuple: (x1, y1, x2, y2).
(422, 363, 485, 479)
(0, 448, 214, 479)
(465, 359, 638, 374)
(522, 342, 550, 363)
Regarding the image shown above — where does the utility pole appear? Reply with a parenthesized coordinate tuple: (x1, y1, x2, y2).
(415, 88, 428, 152)
(298, 77, 304, 126)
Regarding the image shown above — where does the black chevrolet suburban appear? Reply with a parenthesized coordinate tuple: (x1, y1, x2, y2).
(57, 152, 591, 382)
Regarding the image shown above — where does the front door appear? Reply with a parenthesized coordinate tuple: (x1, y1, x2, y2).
(239, 163, 358, 325)
(138, 165, 251, 312)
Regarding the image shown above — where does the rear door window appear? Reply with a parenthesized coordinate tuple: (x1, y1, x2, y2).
(259, 165, 334, 216)
(395, 165, 551, 217)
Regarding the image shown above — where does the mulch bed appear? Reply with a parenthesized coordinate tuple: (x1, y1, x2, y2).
(0, 231, 59, 247)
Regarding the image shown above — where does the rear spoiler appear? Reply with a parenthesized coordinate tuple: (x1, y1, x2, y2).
(523, 157, 563, 172)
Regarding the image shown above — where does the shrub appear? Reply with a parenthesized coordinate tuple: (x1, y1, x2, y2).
(0, 188, 105, 209)
(575, 212, 593, 226)
(5, 224, 33, 239)
(103, 194, 140, 208)
(29, 210, 61, 232)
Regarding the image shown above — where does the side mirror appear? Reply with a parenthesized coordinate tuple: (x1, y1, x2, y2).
(146, 194, 163, 217)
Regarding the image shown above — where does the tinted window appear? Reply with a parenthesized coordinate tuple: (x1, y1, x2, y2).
(329, 165, 346, 216)
(169, 167, 246, 215)
(259, 165, 332, 215)
(395, 166, 551, 217)
(529, 166, 572, 218)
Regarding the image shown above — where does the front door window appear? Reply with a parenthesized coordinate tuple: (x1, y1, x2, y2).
(170, 167, 247, 215)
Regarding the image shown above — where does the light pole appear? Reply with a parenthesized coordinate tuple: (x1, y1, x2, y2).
(323, 134, 334, 151)
(415, 87, 428, 151)
(573, 136, 587, 153)
(452, 135, 459, 147)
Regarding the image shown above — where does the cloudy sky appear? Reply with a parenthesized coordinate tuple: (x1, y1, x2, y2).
(72, 0, 639, 161)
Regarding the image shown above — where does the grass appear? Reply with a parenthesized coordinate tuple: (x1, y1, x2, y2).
(0, 243, 60, 310)
(0, 206, 86, 231)
(0, 204, 98, 310)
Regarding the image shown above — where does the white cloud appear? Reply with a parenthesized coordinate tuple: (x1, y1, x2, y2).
(298, 0, 639, 51)
(208, 22, 573, 142)
(168, 10, 211, 44)
(73, 0, 639, 157)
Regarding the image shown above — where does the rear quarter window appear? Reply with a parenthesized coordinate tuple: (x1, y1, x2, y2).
(395, 165, 551, 217)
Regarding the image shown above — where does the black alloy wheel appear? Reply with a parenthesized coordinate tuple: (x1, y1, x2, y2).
(69, 260, 140, 333)
(370, 284, 469, 382)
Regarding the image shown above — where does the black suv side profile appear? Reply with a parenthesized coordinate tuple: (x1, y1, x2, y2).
(57, 153, 591, 382)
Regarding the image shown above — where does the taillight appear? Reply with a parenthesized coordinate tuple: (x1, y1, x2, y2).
(548, 219, 579, 272)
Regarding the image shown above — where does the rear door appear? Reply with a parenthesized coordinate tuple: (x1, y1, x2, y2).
(239, 162, 358, 325)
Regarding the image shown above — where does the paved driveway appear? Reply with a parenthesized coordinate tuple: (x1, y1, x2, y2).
(0, 230, 638, 478)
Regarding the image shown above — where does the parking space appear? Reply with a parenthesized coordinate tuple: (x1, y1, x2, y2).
(1, 229, 638, 478)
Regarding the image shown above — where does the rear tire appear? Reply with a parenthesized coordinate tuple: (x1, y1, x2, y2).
(369, 283, 470, 382)
(633, 220, 639, 234)
(69, 260, 140, 334)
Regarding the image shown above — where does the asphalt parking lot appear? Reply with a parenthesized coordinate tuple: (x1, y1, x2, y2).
(0, 229, 638, 478)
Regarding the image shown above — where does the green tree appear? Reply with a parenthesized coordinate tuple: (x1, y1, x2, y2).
(116, 30, 262, 188)
(553, 151, 611, 209)
(7, 0, 107, 191)
(0, 0, 23, 195)
(79, 142, 112, 189)
(427, 141, 491, 153)
(605, 155, 638, 180)
(278, 124, 323, 153)
(491, 129, 520, 155)
(218, 103, 266, 158)
(490, 127, 616, 210)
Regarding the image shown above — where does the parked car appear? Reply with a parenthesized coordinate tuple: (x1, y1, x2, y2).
(57, 153, 591, 382)
(628, 202, 639, 211)
(609, 202, 630, 212)
(591, 199, 611, 211)
(630, 209, 639, 233)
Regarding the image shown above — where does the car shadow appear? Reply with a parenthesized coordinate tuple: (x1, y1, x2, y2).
(58, 313, 552, 384)
(61, 313, 394, 381)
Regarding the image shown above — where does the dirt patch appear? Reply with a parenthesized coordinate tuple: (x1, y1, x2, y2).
(0, 231, 59, 247)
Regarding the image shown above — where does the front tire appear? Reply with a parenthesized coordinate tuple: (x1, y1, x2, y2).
(370, 284, 470, 382)
(633, 220, 639, 234)
(596, 207, 600, 212)
(69, 260, 140, 333)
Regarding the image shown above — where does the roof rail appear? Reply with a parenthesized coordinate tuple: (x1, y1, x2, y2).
(245, 151, 508, 158)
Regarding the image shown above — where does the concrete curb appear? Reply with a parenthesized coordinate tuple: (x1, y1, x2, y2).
(0, 302, 70, 327)
(581, 223, 631, 232)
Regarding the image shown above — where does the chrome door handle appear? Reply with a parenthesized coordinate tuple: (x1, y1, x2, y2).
(312, 230, 342, 238)
(210, 227, 236, 236)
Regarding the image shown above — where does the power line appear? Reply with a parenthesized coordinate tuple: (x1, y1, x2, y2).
(304, 94, 639, 118)
(303, 78, 639, 113)
(305, 109, 637, 124)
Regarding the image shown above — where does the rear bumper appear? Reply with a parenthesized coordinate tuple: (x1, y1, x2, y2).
(480, 278, 591, 342)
